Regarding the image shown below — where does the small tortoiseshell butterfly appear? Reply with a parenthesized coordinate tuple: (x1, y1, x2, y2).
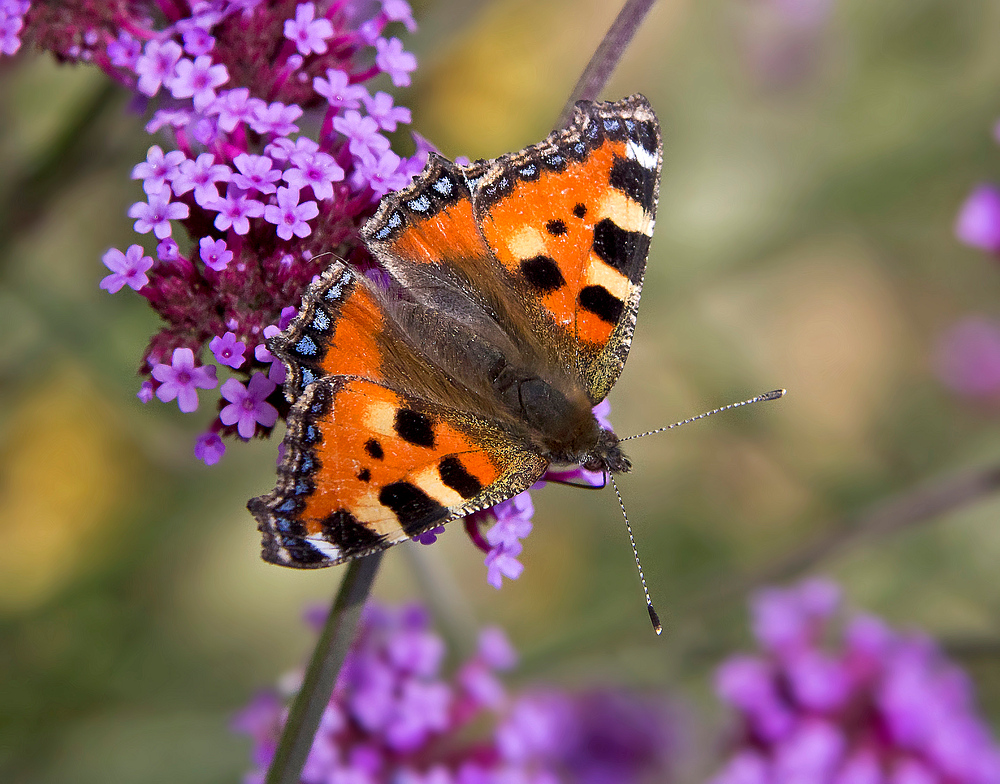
(249, 94, 661, 568)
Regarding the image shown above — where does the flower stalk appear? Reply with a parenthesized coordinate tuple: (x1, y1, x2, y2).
(265, 552, 383, 784)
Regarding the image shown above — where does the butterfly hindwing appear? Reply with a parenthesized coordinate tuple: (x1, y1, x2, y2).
(250, 375, 548, 567)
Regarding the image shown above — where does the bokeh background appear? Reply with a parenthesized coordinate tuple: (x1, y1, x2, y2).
(4, 0, 1000, 781)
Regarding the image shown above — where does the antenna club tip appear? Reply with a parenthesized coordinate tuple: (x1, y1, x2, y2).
(763, 388, 787, 401)
(647, 604, 662, 636)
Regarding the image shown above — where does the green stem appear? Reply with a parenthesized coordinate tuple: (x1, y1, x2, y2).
(264, 552, 383, 784)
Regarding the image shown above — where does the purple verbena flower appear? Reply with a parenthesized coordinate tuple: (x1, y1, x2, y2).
(131, 145, 185, 195)
(182, 26, 215, 57)
(248, 100, 302, 136)
(482, 492, 534, 589)
(412, 526, 444, 545)
(210, 331, 246, 369)
(107, 30, 141, 69)
(313, 67, 369, 110)
(171, 153, 232, 206)
(15, 0, 428, 460)
(167, 54, 228, 111)
(212, 187, 265, 235)
(382, 0, 417, 33)
(364, 90, 412, 131)
(375, 36, 417, 86)
(333, 109, 388, 162)
(127, 191, 189, 239)
(198, 236, 233, 272)
(263, 185, 319, 240)
(206, 87, 255, 133)
(135, 39, 183, 96)
(354, 149, 411, 198)
(220, 372, 279, 438)
(710, 578, 1000, 784)
(266, 135, 320, 166)
(231, 153, 281, 195)
(151, 347, 217, 413)
(194, 431, 226, 465)
(284, 2, 334, 56)
(282, 150, 344, 200)
(0, 0, 28, 56)
(145, 107, 193, 134)
(137, 379, 154, 403)
(100, 244, 153, 293)
(255, 325, 288, 385)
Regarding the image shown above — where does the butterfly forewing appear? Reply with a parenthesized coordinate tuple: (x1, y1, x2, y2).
(465, 95, 661, 402)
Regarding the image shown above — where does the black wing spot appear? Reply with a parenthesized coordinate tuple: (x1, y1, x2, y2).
(321, 508, 385, 551)
(609, 156, 656, 212)
(579, 285, 624, 325)
(520, 255, 566, 294)
(395, 408, 435, 448)
(635, 120, 658, 154)
(379, 482, 447, 536)
(573, 203, 587, 219)
(357, 468, 371, 482)
(545, 219, 567, 236)
(365, 439, 384, 460)
(592, 218, 649, 285)
(438, 456, 483, 499)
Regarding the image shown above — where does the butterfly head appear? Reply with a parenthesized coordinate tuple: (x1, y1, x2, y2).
(582, 427, 632, 475)
(543, 416, 632, 475)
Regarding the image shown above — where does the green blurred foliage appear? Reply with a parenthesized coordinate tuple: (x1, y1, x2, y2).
(2, 0, 1000, 781)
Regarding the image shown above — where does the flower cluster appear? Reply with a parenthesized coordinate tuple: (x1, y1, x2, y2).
(11, 0, 423, 464)
(234, 601, 676, 784)
(711, 579, 1000, 784)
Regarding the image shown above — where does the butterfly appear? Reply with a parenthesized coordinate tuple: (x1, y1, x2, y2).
(249, 94, 661, 568)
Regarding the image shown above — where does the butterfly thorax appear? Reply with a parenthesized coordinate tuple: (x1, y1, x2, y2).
(497, 368, 631, 474)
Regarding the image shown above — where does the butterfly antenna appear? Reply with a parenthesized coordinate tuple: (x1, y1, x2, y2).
(620, 389, 786, 442)
(610, 473, 662, 636)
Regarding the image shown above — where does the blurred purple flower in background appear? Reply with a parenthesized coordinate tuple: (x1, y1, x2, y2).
(711, 579, 1000, 784)
(934, 317, 1000, 399)
(9, 0, 426, 462)
(235, 602, 677, 784)
(956, 185, 1000, 255)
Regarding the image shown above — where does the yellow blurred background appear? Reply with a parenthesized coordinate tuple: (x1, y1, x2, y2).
(4, 0, 1000, 781)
